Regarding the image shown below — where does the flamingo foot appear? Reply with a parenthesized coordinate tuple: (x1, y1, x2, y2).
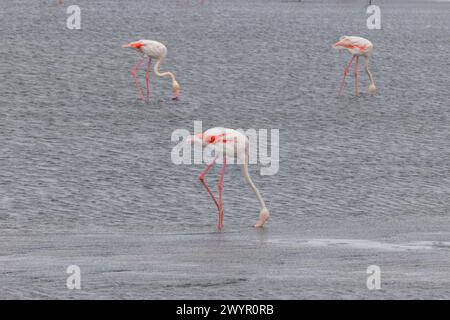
(254, 208, 270, 228)
(217, 211, 223, 231)
(217, 206, 224, 231)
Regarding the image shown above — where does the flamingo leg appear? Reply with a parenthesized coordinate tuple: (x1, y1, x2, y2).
(145, 57, 152, 101)
(130, 58, 145, 100)
(199, 157, 219, 211)
(354, 56, 359, 96)
(338, 55, 356, 96)
(217, 157, 227, 230)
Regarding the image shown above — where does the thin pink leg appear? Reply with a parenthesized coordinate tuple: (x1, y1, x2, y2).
(131, 58, 145, 100)
(145, 58, 152, 101)
(338, 55, 356, 96)
(199, 158, 219, 210)
(354, 56, 359, 96)
(217, 157, 227, 230)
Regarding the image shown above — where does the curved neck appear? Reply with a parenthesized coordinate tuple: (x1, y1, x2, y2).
(365, 57, 375, 86)
(241, 149, 267, 211)
(154, 57, 176, 83)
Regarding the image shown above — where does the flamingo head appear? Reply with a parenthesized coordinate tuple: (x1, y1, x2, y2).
(172, 80, 180, 100)
(368, 83, 376, 96)
(254, 208, 270, 228)
(122, 41, 144, 51)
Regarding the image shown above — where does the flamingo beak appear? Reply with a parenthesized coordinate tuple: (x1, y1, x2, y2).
(122, 42, 142, 49)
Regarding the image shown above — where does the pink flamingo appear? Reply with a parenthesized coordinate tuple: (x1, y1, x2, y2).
(122, 40, 180, 101)
(333, 36, 376, 96)
(188, 128, 270, 230)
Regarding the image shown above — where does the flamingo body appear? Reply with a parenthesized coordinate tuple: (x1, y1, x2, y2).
(333, 36, 373, 56)
(138, 40, 168, 59)
(200, 127, 248, 162)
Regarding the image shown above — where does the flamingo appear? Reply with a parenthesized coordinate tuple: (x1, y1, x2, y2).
(122, 40, 180, 101)
(188, 128, 270, 230)
(333, 36, 376, 96)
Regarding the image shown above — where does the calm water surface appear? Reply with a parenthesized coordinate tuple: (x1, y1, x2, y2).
(0, 0, 449, 299)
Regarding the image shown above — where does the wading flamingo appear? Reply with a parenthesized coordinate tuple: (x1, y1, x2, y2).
(188, 128, 270, 230)
(122, 40, 180, 101)
(333, 36, 376, 96)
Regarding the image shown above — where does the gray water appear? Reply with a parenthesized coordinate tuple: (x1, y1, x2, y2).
(1, 0, 450, 299)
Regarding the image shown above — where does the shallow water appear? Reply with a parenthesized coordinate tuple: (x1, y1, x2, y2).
(1, 0, 450, 299)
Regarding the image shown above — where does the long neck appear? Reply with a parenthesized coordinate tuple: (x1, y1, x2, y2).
(154, 57, 177, 83)
(241, 146, 267, 211)
(365, 57, 375, 86)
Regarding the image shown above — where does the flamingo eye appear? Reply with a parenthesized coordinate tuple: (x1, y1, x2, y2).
(208, 136, 216, 143)
(134, 42, 143, 49)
